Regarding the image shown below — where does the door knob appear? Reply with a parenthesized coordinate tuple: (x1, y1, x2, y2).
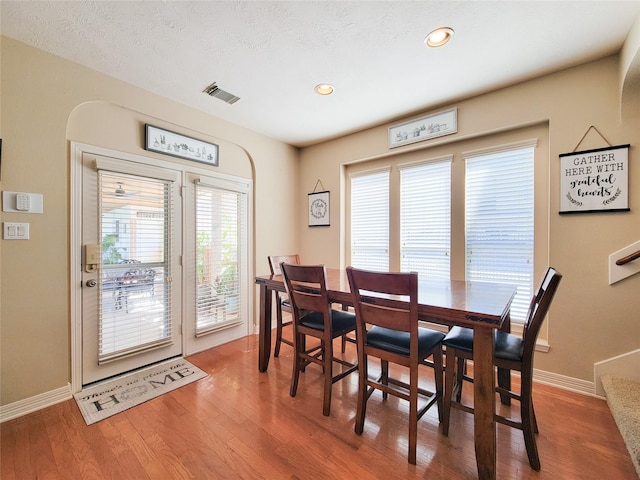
(86, 279, 97, 287)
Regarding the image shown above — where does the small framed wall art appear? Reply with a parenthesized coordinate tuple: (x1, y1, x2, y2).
(389, 108, 457, 148)
(559, 144, 630, 214)
(145, 124, 219, 166)
(308, 190, 330, 227)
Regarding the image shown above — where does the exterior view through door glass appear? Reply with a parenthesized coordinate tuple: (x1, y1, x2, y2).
(185, 174, 250, 355)
(82, 154, 181, 385)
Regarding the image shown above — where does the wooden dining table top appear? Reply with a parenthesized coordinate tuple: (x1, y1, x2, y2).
(255, 267, 516, 329)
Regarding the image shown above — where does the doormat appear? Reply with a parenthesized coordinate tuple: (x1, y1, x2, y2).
(73, 357, 207, 425)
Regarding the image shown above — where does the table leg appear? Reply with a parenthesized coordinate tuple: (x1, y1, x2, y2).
(258, 283, 272, 372)
(497, 312, 511, 405)
(473, 327, 497, 480)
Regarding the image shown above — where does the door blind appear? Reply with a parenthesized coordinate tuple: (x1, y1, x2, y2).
(98, 172, 173, 363)
(195, 181, 244, 335)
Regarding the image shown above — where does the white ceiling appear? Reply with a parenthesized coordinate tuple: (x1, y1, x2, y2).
(3, 1, 640, 147)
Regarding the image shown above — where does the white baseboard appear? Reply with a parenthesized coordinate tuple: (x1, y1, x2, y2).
(593, 349, 640, 396)
(533, 368, 598, 398)
(0, 367, 600, 423)
(0, 384, 72, 423)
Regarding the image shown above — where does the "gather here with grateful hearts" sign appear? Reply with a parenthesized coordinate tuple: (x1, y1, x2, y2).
(559, 144, 630, 214)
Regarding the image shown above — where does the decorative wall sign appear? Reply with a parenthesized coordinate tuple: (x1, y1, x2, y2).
(308, 190, 330, 226)
(388, 108, 457, 148)
(145, 124, 218, 166)
(559, 144, 630, 214)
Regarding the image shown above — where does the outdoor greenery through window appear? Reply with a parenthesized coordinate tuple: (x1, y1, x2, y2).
(195, 182, 242, 334)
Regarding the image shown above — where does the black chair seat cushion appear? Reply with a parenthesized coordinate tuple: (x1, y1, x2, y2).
(367, 326, 445, 357)
(443, 326, 524, 362)
(300, 309, 356, 332)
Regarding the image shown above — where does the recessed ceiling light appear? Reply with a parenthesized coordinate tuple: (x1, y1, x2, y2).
(425, 27, 454, 47)
(315, 84, 334, 95)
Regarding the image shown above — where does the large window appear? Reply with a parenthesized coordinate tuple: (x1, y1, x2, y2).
(400, 158, 451, 280)
(348, 139, 538, 324)
(465, 146, 534, 322)
(350, 168, 390, 271)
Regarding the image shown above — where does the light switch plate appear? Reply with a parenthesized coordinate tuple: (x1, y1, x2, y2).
(3, 222, 30, 240)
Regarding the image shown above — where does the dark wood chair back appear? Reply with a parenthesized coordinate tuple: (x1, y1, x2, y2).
(268, 254, 300, 276)
(347, 266, 444, 464)
(280, 262, 330, 316)
(280, 262, 358, 416)
(347, 267, 419, 349)
(522, 266, 562, 356)
(266, 255, 300, 357)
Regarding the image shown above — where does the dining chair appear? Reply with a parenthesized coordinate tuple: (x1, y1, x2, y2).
(268, 255, 300, 357)
(441, 266, 562, 471)
(269, 255, 353, 356)
(280, 262, 358, 416)
(346, 267, 445, 465)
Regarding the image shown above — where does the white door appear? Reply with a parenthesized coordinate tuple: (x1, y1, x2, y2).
(81, 153, 182, 385)
(183, 173, 250, 355)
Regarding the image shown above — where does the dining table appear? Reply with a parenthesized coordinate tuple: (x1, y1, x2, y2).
(255, 268, 516, 480)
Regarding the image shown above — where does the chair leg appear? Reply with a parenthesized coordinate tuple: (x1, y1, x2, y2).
(341, 303, 349, 353)
(300, 335, 307, 372)
(322, 337, 334, 416)
(408, 366, 418, 465)
(455, 357, 465, 402)
(355, 355, 368, 435)
(290, 333, 303, 398)
(381, 359, 389, 400)
(442, 347, 457, 436)
(274, 302, 284, 357)
(432, 348, 444, 421)
(520, 369, 540, 471)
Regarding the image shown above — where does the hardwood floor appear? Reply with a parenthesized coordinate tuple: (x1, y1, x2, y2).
(1, 334, 636, 479)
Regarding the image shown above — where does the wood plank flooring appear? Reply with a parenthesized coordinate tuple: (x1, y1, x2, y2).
(1, 334, 637, 479)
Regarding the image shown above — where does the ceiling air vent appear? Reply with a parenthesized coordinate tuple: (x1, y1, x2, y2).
(203, 82, 240, 105)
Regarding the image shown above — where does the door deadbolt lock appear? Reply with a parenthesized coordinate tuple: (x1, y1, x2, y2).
(86, 279, 97, 287)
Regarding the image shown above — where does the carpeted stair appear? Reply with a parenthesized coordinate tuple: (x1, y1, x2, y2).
(601, 374, 640, 478)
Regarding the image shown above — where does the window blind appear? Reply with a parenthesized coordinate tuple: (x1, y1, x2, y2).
(465, 146, 534, 322)
(350, 169, 390, 271)
(195, 182, 244, 334)
(98, 171, 172, 363)
(399, 159, 451, 279)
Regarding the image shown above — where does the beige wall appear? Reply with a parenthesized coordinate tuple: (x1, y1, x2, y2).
(1, 33, 639, 407)
(0, 37, 298, 405)
(299, 55, 640, 382)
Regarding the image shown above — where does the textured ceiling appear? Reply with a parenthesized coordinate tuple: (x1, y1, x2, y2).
(3, 1, 640, 147)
